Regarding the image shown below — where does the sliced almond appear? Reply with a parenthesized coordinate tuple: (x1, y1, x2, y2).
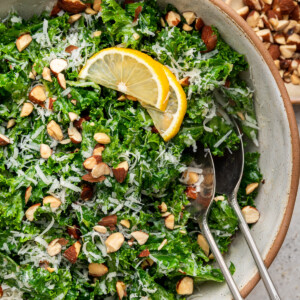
(47, 238, 62, 256)
(0, 134, 10, 146)
(165, 11, 181, 27)
(120, 219, 130, 228)
(40, 144, 52, 159)
(25, 203, 41, 221)
(112, 161, 129, 183)
(197, 234, 209, 256)
(93, 0, 102, 11)
(131, 231, 149, 245)
(68, 127, 82, 144)
(25, 186, 32, 204)
(83, 155, 102, 171)
(63, 241, 81, 264)
(29, 85, 47, 106)
(116, 281, 127, 299)
(59, 0, 86, 14)
(43, 195, 62, 210)
(237, 6, 250, 19)
(68, 112, 78, 122)
(20, 102, 34, 117)
(176, 277, 194, 295)
(47, 120, 63, 141)
(242, 206, 260, 223)
(91, 162, 110, 178)
(158, 202, 167, 213)
(165, 214, 175, 230)
(42, 67, 52, 82)
(85, 7, 97, 14)
(68, 13, 82, 24)
(182, 24, 193, 31)
(57, 73, 67, 89)
(16, 34, 32, 52)
(182, 11, 196, 25)
(158, 238, 168, 250)
(88, 263, 108, 277)
(94, 132, 111, 144)
(183, 171, 199, 185)
(7, 119, 16, 129)
(93, 225, 107, 234)
(105, 232, 124, 253)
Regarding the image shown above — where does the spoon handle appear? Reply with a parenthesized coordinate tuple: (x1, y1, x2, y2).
(201, 219, 244, 300)
(230, 195, 281, 300)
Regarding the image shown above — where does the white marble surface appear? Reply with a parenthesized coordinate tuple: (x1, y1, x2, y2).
(247, 105, 300, 300)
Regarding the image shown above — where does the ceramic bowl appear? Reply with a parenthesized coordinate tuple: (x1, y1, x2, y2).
(0, 0, 299, 298)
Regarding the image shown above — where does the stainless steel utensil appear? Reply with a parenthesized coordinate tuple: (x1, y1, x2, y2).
(186, 143, 243, 300)
(213, 121, 280, 300)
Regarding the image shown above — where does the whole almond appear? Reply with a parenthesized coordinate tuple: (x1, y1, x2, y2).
(88, 263, 108, 277)
(94, 132, 111, 144)
(105, 232, 124, 253)
(40, 144, 52, 159)
(131, 231, 149, 245)
(47, 120, 63, 141)
(20, 102, 34, 117)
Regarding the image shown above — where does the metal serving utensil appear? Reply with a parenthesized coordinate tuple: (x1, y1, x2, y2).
(213, 121, 280, 300)
(186, 143, 243, 300)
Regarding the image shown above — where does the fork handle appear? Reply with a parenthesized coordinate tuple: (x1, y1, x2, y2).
(201, 219, 244, 300)
(229, 195, 281, 300)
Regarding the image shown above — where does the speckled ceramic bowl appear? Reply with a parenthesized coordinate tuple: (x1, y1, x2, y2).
(0, 0, 299, 298)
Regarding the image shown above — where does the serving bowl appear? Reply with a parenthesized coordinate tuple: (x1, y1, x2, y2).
(0, 0, 299, 298)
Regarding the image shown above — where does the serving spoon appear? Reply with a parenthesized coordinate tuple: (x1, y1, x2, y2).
(213, 121, 280, 300)
(186, 143, 243, 300)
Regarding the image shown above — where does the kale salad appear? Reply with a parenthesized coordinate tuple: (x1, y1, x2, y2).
(0, 0, 263, 299)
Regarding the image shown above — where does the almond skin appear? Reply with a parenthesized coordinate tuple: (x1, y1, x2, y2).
(98, 215, 117, 230)
(268, 44, 281, 59)
(201, 26, 217, 52)
(138, 249, 150, 257)
(65, 45, 79, 53)
(67, 225, 81, 240)
(112, 161, 129, 183)
(185, 186, 197, 199)
(82, 173, 106, 183)
(195, 17, 204, 30)
(80, 184, 93, 201)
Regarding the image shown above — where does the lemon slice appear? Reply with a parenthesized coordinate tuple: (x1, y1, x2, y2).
(146, 66, 187, 141)
(79, 47, 169, 111)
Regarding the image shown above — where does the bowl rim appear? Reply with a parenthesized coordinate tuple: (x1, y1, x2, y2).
(208, 0, 300, 297)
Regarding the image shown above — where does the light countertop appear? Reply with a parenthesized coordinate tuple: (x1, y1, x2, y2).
(247, 105, 300, 300)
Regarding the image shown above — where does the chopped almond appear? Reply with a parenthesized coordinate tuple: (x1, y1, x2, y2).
(182, 11, 197, 25)
(63, 241, 81, 263)
(246, 11, 260, 28)
(68, 13, 82, 24)
(214, 195, 225, 201)
(105, 232, 124, 253)
(88, 263, 108, 277)
(138, 249, 150, 257)
(47, 238, 63, 256)
(176, 277, 194, 295)
(244, 0, 262, 10)
(7, 119, 16, 129)
(274, 20, 289, 31)
(58, 0, 86, 14)
(16, 34, 32, 52)
(93, 225, 107, 234)
(68, 127, 82, 144)
(165, 214, 175, 230)
(98, 215, 117, 230)
(242, 206, 260, 223)
(47, 120, 63, 141)
(83, 156, 102, 171)
(25, 203, 41, 221)
(237, 6, 250, 19)
(291, 74, 300, 84)
(256, 29, 274, 42)
(274, 33, 286, 44)
(93, 0, 102, 11)
(50, 58, 68, 75)
(20, 102, 34, 117)
(179, 77, 190, 87)
(197, 234, 209, 256)
(40, 144, 52, 159)
(94, 132, 111, 144)
(131, 231, 149, 245)
(116, 281, 127, 299)
(29, 85, 47, 106)
(268, 44, 281, 59)
(82, 173, 106, 183)
(112, 161, 129, 183)
(93, 144, 105, 156)
(25, 186, 32, 204)
(195, 17, 204, 31)
(43, 195, 62, 210)
(158, 202, 167, 213)
(182, 24, 193, 31)
(68, 112, 78, 122)
(57, 73, 67, 89)
(91, 162, 111, 178)
(85, 7, 97, 14)
(67, 225, 81, 240)
(165, 11, 181, 27)
(0, 134, 10, 146)
(182, 171, 199, 185)
(120, 219, 130, 228)
(92, 31, 102, 38)
(42, 67, 52, 82)
(185, 186, 197, 199)
(201, 26, 217, 52)
(279, 44, 296, 58)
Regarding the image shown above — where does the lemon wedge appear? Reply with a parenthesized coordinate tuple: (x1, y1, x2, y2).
(79, 47, 169, 111)
(146, 66, 187, 141)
